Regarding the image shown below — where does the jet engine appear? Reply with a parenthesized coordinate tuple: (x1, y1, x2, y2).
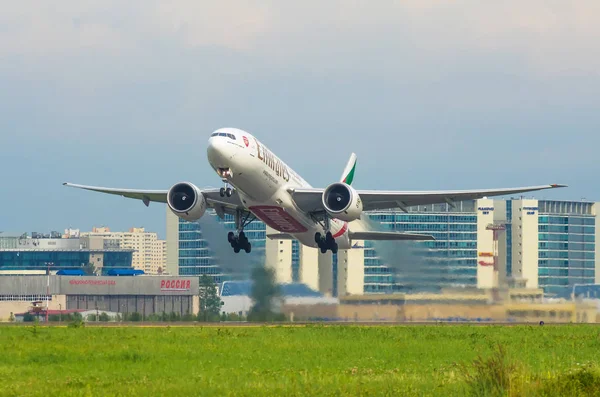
(167, 182, 207, 222)
(322, 182, 363, 222)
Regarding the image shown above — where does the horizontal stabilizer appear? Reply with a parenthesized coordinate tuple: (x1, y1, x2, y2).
(266, 233, 296, 240)
(349, 231, 435, 241)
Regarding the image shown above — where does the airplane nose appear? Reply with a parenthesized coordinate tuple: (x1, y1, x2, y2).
(207, 138, 235, 166)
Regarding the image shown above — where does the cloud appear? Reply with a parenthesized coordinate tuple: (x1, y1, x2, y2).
(1, 1, 599, 71)
(1, 1, 597, 236)
(0, 1, 271, 57)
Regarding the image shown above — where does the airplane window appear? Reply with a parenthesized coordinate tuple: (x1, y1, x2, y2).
(228, 134, 236, 140)
(218, 132, 227, 137)
(211, 132, 219, 137)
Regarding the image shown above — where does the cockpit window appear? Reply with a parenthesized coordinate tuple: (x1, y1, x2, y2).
(211, 132, 236, 140)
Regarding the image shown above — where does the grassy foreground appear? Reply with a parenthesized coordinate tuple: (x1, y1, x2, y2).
(1, 324, 600, 396)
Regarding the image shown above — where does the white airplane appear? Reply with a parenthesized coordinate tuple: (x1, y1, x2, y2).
(64, 128, 566, 254)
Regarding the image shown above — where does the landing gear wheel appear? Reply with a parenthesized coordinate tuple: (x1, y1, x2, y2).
(314, 232, 322, 244)
(229, 210, 258, 253)
(331, 243, 338, 254)
(225, 188, 233, 197)
(326, 231, 334, 242)
(320, 246, 327, 254)
(219, 187, 226, 197)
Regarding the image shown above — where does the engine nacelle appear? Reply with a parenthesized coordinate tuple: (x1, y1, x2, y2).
(167, 182, 207, 222)
(322, 182, 363, 222)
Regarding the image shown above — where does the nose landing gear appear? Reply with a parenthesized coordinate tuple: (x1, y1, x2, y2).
(217, 169, 234, 197)
(219, 186, 233, 197)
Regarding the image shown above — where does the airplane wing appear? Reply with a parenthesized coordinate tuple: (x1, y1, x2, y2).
(62, 183, 245, 216)
(349, 231, 435, 241)
(62, 183, 168, 204)
(267, 231, 434, 241)
(290, 184, 566, 213)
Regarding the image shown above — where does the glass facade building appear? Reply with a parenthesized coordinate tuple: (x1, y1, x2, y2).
(291, 240, 301, 282)
(178, 213, 266, 283)
(364, 202, 478, 294)
(172, 199, 598, 297)
(537, 200, 596, 296)
(0, 235, 134, 275)
(0, 250, 133, 275)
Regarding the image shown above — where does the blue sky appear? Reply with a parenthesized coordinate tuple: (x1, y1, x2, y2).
(1, 1, 598, 238)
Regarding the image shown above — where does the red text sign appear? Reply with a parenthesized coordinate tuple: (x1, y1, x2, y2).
(249, 206, 308, 233)
(69, 280, 116, 286)
(160, 279, 191, 291)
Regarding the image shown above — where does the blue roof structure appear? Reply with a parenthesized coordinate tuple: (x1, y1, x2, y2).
(220, 280, 323, 298)
(106, 268, 145, 276)
(56, 269, 86, 276)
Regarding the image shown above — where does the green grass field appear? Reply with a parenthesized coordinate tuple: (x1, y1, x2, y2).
(1, 324, 599, 396)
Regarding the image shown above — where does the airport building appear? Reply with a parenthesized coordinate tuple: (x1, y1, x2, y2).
(166, 198, 599, 298)
(81, 227, 167, 275)
(0, 233, 134, 276)
(0, 275, 199, 321)
(501, 199, 598, 296)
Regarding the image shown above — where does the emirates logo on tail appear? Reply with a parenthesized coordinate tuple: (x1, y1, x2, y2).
(243, 136, 249, 147)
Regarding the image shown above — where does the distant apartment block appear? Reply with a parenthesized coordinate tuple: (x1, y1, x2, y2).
(81, 227, 167, 275)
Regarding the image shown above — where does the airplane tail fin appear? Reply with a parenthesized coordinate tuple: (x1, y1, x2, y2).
(340, 153, 357, 185)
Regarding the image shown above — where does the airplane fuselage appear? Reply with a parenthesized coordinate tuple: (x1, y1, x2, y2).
(207, 128, 351, 249)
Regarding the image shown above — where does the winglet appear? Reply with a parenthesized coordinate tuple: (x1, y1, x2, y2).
(340, 153, 357, 185)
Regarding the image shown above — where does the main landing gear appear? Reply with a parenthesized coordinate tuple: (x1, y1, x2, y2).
(315, 231, 338, 254)
(228, 231, 251, 253)
(313, 215, 338, 254)
(228, 210, 256, 253)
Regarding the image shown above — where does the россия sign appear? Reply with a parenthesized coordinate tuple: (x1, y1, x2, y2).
(160, 279, 191, 291)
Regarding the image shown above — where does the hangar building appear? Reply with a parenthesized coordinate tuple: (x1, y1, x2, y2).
(0, 275, 199, 321)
